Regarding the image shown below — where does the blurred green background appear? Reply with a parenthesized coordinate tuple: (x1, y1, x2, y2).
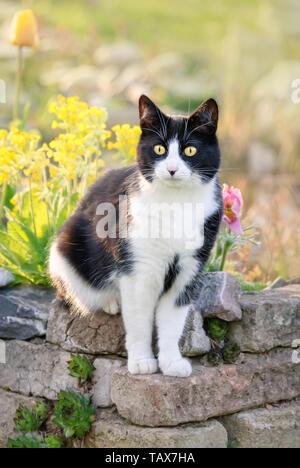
(0, 0, 299, 281)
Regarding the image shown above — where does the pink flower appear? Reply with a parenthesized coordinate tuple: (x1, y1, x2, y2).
(222, 184, 243, 236)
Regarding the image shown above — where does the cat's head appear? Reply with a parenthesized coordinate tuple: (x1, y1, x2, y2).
(137, 95, 221, 185)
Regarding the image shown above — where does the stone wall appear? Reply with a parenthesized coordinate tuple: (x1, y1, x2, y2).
(0, 274, 299, 448)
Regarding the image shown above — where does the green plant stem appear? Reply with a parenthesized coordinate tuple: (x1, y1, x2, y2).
(220, 240, 231, 271)
(42, 165, 51, 234)
(28, 179, 37, 236)
(0, 182, 7, 223)
(13, 46, 23, 121)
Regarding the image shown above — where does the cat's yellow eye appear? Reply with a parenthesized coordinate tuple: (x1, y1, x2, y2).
(184, 146, 197, 157)
(153, 144, 166, 156)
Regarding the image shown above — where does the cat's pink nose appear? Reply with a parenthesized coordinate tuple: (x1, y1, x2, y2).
(167, 167, 178, 176)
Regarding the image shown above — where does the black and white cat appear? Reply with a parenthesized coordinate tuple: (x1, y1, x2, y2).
(49, 95, 223, 378)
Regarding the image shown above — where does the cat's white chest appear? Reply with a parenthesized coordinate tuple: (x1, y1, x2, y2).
(128, 176, 218, 265)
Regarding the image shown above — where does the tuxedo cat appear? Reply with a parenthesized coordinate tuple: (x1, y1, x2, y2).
(49, 95, 223, 378)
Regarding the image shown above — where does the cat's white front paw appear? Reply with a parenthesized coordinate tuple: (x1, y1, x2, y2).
(128, 358, 158, 375)
(102, 299, 120, 315)
(159, 356, 192, 378)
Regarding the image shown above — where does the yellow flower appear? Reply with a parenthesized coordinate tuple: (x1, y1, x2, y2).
(0, 130, 8, 139)
(9, 10, 39, 49)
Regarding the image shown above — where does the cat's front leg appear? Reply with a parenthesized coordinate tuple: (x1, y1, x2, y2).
(156, 294, 192, 378)
(120, 274, 160, 375)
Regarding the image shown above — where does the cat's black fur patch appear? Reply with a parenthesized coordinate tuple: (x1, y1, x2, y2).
(56, 165, 139, 287)
(163, 254, 181, 294)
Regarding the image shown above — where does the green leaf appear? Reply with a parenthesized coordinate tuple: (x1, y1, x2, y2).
(2, 185, 16, 212)
(206, 318, 229, 342)
(45, 435, 64, 449)
(14, 403, 48, 433)
(7, 433, 46, 449)
(222, 342, 241, 363)
(8, 218, 44, 260)
(20, 191, 49, 239)
(55, 193, 80, 231)
(34, 401, 50, 421)
(68, 354, 95, 383)
(53, 390, 95, 439)
(0, 240, 23, 267)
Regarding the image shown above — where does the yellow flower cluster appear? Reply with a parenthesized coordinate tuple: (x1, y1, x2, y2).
(0, 127, 44, 186)
(47, 96, 109, 191)
(107, 124, 141, 165)
(0, 95, 142, 222)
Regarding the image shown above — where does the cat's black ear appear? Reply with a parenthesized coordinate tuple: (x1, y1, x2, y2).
(189, 98, 218, 132)
(139, 95, 166, 129)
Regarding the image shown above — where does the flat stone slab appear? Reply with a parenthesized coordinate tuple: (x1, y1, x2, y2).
(196, 272, 242, 321)
(0, 389, 40, 448)
(85, 408, 228, 448)
(0, 286, 55, 340)
(0, 340, 80, 399)
(111, 348, 300, 427)
(47, 300, 211, 357)
(222, 399, 300, 448)
(228, 285, 300, 352)
(0, 339, 125, 406)
(46, 300, 126, 355)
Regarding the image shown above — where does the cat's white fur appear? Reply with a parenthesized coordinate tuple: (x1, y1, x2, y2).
(49, 138, 218, 377)
(155, 139, 192, 180)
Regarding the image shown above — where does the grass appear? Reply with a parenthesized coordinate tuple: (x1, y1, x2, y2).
(33, 0, 261, 50)
(25, 0, 298, 59)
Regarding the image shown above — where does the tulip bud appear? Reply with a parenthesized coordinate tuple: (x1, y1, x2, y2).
(10, 9, 39, 49)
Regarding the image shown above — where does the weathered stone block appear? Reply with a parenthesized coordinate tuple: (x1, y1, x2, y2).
(47, 300, 211, 357)
(228, 285, 300, 352)
(111, 349, 300, 427)
(0, 286, 55, 340)
(222, 399, 300, 448)
(179, 306, 211, 356)
(196, 272, 242, 321)
(85, 408, 228, 448)
(0, 340, 80, 399)
(0, 389, 40, 448)
(92, 357, 125, 407)
(0, 268, 14, 287)
(46, 301, 126, 355)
